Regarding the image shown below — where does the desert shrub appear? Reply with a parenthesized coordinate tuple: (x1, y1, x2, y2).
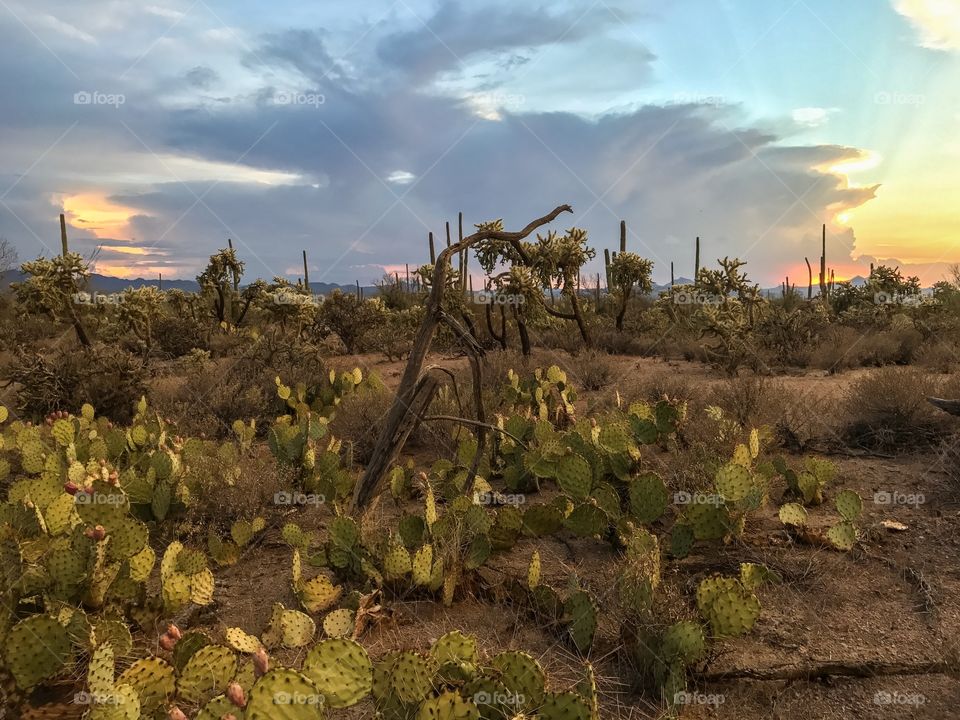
(812, 325, 925, 372)
(592, 327, 646, 355)
(533, 324, 583, 353)
(842, 367, 954, 449)
(654, 333, 711, 364)
(157, 356, 271, 437)
(933, 433, 960, 498)
(316, 291, 386, 354)
(4, 344, 148, 423)
(328, 378, 398, 464)
(370, 306, 423, 361)
(152, 313, 209, 357)
(154, 331, 328, 437)
(755, 303, 828, 368)
(914, 340, 960, 373)
(774, 383, 842, 451)
(206, 330, 251, 358)
(375, 273, 423, 310)
(706, 374, 775, 428)
(856, 327, 922, 366)
(184, 450, 291, 530)
(155, 337, 332, 437)
(562, 349, 616, 391)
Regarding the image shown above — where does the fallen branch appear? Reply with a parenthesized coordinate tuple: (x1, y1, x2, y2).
(701, 659, 956, 682)
(420, 415, 529, 449)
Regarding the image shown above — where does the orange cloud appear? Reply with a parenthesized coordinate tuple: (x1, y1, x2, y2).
(62, 193, 137, 239)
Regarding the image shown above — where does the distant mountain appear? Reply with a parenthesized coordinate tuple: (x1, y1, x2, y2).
(0, 270, 923, 300)
(0, 271, 380, 296)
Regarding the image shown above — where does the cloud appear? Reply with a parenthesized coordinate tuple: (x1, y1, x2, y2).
(0, 1, 891, 287)
(386, 170, 416, 185)
(33, 13, 98, 44)
(894, 0, 960, 51)
(792, 107, 839, 128)
(243, 29, 350, 86)
(185, 66, 219, 90)
(376, 1, 635, 84)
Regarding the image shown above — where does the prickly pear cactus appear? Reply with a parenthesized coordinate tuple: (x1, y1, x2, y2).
(246, 668, 325, 719)
(490, 651, 545, 713)
(4, 615, 72, 689)
(176, 644, 237, 704)
(301, 638, 372, 707)
(696, 575, 761, 638)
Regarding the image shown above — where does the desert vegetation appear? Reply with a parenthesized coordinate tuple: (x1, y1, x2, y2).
(0, 209, 958, 719)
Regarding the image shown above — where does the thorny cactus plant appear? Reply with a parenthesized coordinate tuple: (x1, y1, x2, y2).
(268, 370, 362, 503)
(14, 251, 93, 346)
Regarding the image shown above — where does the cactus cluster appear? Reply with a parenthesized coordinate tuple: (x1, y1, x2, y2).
(779, 488, 863, 551)
(160, 541, 215, 612)
(774, 455, 837, 505)
(672, 430, 768, 552)
(696, 571, 763, 638)
(502, 365, 577, 425)
(60, 627, 598, 720)
(269, 372, 361, 503)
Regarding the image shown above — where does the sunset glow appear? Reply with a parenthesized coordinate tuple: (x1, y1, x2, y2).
(61, 193, 135, 240)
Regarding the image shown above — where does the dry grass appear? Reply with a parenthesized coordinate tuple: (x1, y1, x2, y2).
(706, 374, 777, 428)
(561, 349, 617, 391)
(842, 367, 958, 450)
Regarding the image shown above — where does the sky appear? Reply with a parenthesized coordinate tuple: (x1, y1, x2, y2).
(0, 0, 957, 286)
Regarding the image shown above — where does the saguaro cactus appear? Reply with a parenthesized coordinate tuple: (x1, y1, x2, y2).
(695, 236, 701, 283)
(819, 224, 827, 298)
(59, 213, 69, 256)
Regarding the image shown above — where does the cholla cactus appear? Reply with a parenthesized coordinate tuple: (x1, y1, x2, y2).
(608, 251, 654, 331)
(14, 252, 92, 345)
(117, 286, 167, 351)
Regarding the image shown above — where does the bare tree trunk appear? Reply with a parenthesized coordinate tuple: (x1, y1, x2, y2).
(485, 302, 506, 350)
(568, 289, 592, 347)
(615, 285, 630, 332)
(513, 305, 531, 356)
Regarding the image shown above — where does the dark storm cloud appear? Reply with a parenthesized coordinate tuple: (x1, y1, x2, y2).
(242, 28, 350, 85)
(185, 66, 220, 90)
(376, 1, 640, 83)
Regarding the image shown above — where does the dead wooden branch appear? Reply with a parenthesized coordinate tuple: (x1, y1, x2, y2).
(352, 204, 573, 510)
